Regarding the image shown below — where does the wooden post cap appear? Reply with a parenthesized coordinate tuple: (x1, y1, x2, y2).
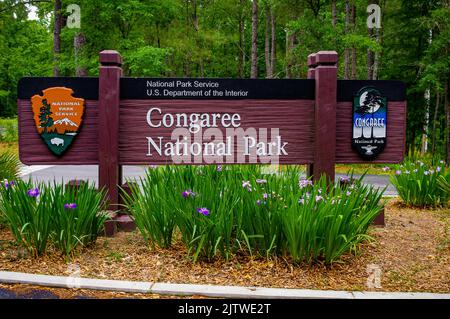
(99, 50, 122, 66)
(307, 54, 317, 67)
(315, 51, 338, 65)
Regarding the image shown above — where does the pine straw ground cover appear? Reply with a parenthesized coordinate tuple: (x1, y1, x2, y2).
(0, 199, 448, 295)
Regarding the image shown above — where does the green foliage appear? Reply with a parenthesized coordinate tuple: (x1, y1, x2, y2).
(0, 180, 53, 256)
(283, 176, 383, 264)
(124, 165, 384, 264)
(0, 150, 20, 181)
(122, 167, 178, 249)
(437, 175, 450, 194)
(390, 160, 449, 207)
(51, 183, 108, 257)
(124, 46, 172, 76)
(0, 118, 18, 143)
(0, 181, 108, 257)
(0, 5, 52, 117)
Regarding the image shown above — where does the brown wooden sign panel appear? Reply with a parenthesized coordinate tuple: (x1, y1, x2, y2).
(119, 99, 315, 165)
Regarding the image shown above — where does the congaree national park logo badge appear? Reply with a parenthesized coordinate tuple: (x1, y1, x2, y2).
(352, 86, 387, 160)
(31, 87, 85, 156)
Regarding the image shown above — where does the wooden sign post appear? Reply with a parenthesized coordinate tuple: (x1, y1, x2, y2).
(99, 50, 122, 208)
(17, 50, 407, 217)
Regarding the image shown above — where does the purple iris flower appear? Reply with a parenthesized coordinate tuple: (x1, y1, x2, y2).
(217, 165, 222, 172)
(197, 207, 210, 216)
(27, 188, 40, 197)
(299, 178, 313, 189)
(256, 200, 261, 206)
(3, 180, 15, 188)
(182, 189, 196, 198)
(263, 193, 268, 199)
(242, 180, 252, 191)
(64, 203, 77, 209)
(340, 176, 350, 183)
(256, 179, 267, 184)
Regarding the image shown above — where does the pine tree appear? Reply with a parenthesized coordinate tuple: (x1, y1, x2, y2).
(39, 99, 54, 134)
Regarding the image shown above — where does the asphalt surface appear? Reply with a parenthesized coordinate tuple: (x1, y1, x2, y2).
(19, 165, 397, 196)
(0, 287, 95, 299)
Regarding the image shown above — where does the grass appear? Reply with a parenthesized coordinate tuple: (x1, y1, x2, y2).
(0, 117, 18, 143)
(0, 151, 20, 181)
(0, 181, 108, 257)
(335, 164, 389, 175)
(390, 159, 449, 207)
(281, 164, 388, 175)
(0, 143, 18, 156)
(124, 165, 384, 264)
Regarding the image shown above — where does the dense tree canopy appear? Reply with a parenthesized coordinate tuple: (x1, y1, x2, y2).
(0, 0, 449, 159)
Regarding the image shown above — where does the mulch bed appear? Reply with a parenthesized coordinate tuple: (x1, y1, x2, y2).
(0, 199, 449, 295)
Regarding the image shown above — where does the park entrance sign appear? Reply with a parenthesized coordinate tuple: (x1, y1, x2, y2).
(17, 50, 406, 207)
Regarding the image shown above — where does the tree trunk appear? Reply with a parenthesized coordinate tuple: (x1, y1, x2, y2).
(445, 81, 450, 163)
(351, 4, 357, 79)
(285, 31, 290, 79)
(184, 0, 191, 77)
(251, 0, 258, 79)
(265, 4, 271, 78)
(352, 48, 357, 79)
(431, 90, 440, 154)
(156, 23, 161, 48)
(367, 27, 374, 79)
(53, 0, 62, 77)
(286, 32, 295, 79)
(367, 0, 374, 79)
(422, 29, 433, 154)
(422, 89, 430, 154)
(270, 8, 276, 77)
(192, 0, 204, 77)
(367, 0, 378, 80)
(332, 0, 337, 27)
(373, 27, 381, 80)
(367, 1, 381, 80)
(74, 33, 88, 77)
(238, 0, 245, 78)
(344, 0, 350, 79)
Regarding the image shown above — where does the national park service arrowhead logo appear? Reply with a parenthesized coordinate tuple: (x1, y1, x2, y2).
(31, 87, 85, 156)
(352, 87, 387, 160)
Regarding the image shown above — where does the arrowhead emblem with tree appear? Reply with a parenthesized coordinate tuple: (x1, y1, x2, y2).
(31, 87, 85, 156)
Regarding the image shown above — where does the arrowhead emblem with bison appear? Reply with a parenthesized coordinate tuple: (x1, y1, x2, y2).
(31, 87, 85, 156)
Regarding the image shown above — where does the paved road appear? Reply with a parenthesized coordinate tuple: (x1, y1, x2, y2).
(0, 287, 95, 299)
(19, 165, 397, 196)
